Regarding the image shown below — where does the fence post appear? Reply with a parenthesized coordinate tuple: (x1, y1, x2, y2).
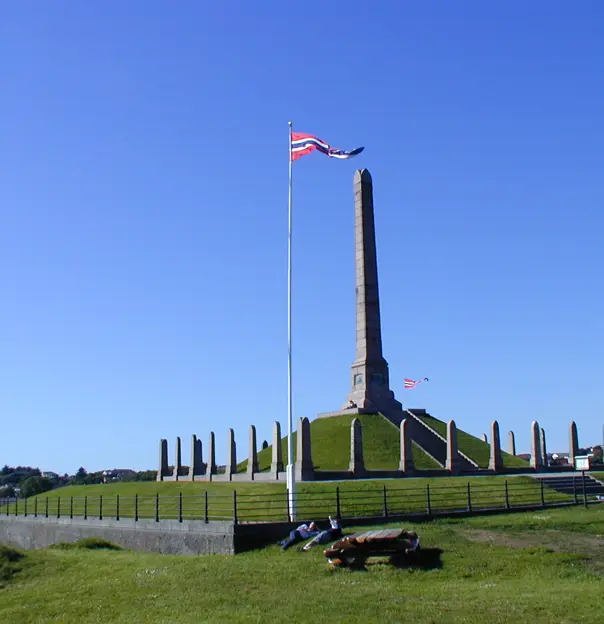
(57, 496, 61, 519)
(84, 496, 88, 520)
(573, 476, 578, 504)
(134, 494, 139, 522)
(336, 486, 341, 519)
(204, 490, 208, 523)
(34, 497, 38, 518)
(466, 482, 472, 513)
(45, 497, 49, 519)
(582, 470, 588, 508)
(24, 498, 28, 517)
(504, 480, 510, 510)
(540, 479, 545, 508)
(179, 492, 183, 523)
(116, 495, 120, 521)
(382, 485, 389, 518)
(15, 498, 18, 517)
(70, 496, 73, 520)
(99, 495, 103, 521)
(5, 499, 8, 516)
(155, 493, 159, 522)
(232, 490, 238, 525)
(426, 484, 432, 517)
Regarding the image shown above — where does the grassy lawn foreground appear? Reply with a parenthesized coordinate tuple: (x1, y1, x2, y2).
(2, 504, 604, 623)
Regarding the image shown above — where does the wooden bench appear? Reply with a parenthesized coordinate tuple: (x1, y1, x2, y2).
(323, 528, 420, 567)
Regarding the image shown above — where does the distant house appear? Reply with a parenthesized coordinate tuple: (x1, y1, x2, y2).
(42, 472, 60, 481)
(102, 469, 136, 483)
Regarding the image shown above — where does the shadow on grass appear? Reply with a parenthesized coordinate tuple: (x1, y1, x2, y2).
(341, 548, 444, 572)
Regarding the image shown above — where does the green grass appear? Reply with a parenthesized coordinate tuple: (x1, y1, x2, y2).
(415, 413, 529, 468)
(2, 504, 604, 622)
(6, 475, 571, 523)
(239, 413, 442, 473)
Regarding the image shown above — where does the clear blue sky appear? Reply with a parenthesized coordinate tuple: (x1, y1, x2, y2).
(1, 1, 602, 473)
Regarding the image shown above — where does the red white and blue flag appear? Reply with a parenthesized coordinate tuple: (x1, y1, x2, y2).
(404, 377, 429, 390)
(291, 132, 364, 162)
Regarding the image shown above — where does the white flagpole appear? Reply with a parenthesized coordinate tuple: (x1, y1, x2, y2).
(286, 120, 296, 521)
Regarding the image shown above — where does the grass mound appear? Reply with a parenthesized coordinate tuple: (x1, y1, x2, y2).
(414, 412, 529, 468)
(49, 538, 122, 551)
(239, 413, 440, 472)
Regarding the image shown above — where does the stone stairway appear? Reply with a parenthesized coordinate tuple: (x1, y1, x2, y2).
(404, 409, 478, 471)
(535, 474, 604, 498)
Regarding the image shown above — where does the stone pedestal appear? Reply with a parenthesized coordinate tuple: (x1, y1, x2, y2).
(247, 425, 259, 478)
(295, 417, 314, 480)
(540, 428, 548, 467)
(488, 420, 503, 471)
(507, 430, 516, 456)
(569, 421, 579, 468)
(349, 418, 365, 476)
(172, 437, 182, 481)
(531, 421, 541, 470)
(208, 432, 217, 475)
(157, 439, 169, 481)
(226, 429, 237, 478)
(446, 420, 459, 474)
(271, 421, 284, 474)
(188, 435, 204, 480)
(399, 418, 414, 473)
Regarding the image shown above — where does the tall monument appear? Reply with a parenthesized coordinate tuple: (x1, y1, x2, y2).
(319, 169, 402, 420)
(345, 169, 402, 414)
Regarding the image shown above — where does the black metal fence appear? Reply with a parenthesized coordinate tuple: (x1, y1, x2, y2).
(0, 477, 596, 525)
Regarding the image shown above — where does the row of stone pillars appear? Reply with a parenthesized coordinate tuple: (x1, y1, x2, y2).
(158, 418, 583, 482)
(157, 419, 313, 481)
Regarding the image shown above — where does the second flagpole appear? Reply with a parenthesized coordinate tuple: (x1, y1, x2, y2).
(286, 120, 296, 521)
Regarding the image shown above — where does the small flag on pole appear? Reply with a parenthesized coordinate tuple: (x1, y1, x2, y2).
(404, 377, 429, 389)
(291, 132, 364, 162)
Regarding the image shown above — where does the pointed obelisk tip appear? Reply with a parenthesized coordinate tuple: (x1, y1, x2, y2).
(354, 168, 372, 184)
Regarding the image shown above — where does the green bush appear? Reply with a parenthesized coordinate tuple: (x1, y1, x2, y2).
(0, 544, 24, 584)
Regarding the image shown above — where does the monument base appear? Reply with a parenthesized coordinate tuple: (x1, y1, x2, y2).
(316, 407, 407, 427)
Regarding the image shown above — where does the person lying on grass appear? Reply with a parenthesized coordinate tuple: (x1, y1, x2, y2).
(280, 522, 319, 551)
(301, 517, 343, 551)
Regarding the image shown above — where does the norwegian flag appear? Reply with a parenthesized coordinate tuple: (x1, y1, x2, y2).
(291, 132, 364, 162)
(404, 377, 429, 390)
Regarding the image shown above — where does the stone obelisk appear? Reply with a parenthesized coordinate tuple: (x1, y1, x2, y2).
(344, 169, 402, 416)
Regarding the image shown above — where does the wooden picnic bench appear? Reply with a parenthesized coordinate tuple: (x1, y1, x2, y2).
(323, 528, 420, 567)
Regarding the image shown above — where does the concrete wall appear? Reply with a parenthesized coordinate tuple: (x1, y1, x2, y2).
(0, 515, 236, 555)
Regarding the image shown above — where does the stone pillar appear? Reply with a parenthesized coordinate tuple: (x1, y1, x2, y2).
(157, 439, 169, 481)
(172, 437, 182, 481)
(531, 421, 541, 470)
(349, 418, 365, 475)
(271, 421, 284, 474)
(508, 430, 516, 456)
(208, 431, 217, 475)
(569, 421, 579, 468)
(446, 420, 460, 474)
(247, 425, 259, 478)
(540, 427, 548, 467)
(226, 428, 237, 478)
(481, 433, 487, 443)
(345, 169, 401, 414)
(295, 417, 314, 480)
(188, 434, 203, 481)
(399, 418, 414, 473)
(489, 420, 503, 471)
